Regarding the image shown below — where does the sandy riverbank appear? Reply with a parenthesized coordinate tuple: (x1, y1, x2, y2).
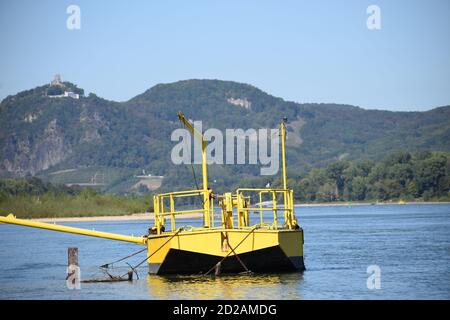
(24, 201, 450, 223)
(31, 212, 203, 223)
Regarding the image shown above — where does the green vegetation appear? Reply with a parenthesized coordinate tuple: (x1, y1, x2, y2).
(36, 166, 140, 194)
(269, 151, 450, 203)
(1, 79, 449, 193)
(0, 178, 151, 219)
(1, 150, 448, 219)
(47, 85, 64, 96)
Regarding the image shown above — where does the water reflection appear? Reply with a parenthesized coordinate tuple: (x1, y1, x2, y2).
(146, 273, 305, 299)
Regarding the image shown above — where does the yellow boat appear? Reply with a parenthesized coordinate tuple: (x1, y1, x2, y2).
(0, 112, 305, 275)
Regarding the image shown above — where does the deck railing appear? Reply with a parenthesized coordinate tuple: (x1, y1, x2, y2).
(153, 189, 213, 233)
(235, 188, 296, 229)
(152, 188, 297, 234)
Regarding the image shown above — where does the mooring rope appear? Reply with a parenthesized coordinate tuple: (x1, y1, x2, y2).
(205, 226, 259, 276)
(225, 236, 250, 273)
(97, 228, 183, 280)
(100, 247, 148, 269)
(98, 224, 258, 279)
(118, 228, 183, 278)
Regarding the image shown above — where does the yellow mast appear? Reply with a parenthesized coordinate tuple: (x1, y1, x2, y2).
(177, 112, 211, 228)
(280, 119, 288, 192)
(280, 119, 291, 227)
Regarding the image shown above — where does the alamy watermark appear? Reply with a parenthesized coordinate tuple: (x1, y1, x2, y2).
(66, 5, 81, 30)
(367, 5, 381, 30)
(171, 121, 280, 176)
(66, 265, 81, 289)
(366, 265, 381, 289)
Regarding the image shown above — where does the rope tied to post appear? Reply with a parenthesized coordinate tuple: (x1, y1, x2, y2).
(97, 228, 183, 280)
(100, 247, 147, 269)
(118, 227, 184, 278)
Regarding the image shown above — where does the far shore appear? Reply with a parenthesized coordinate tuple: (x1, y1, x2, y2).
(296, 201, 450, 207)
(30, 212, 203, 223)
(20, 201, 450, 223)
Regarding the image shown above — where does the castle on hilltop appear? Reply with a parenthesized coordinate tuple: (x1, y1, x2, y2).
(47, 74, 80, 99)
(50, 74, 63, 86)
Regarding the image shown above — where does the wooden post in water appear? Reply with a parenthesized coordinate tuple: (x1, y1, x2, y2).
(67, 247, 80, 289)
(68, 247, 78, 268)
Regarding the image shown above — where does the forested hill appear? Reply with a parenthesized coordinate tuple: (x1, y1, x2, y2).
(1, 79, 449, 193)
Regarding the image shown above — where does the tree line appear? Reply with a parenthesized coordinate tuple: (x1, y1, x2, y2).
(276, 151, 450, 202)
(1, 150, 449, 209)
(0, 177, 150, 218)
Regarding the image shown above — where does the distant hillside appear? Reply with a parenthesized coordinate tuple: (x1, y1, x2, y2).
(1, 79, 449, 193)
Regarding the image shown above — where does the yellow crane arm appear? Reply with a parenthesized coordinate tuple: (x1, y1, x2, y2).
(177, 112, 206, 147)
(176, 111, 211, 227)
(0, 214, 147, 245)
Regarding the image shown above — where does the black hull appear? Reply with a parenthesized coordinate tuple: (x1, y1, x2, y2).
(148, 245, 305, 275)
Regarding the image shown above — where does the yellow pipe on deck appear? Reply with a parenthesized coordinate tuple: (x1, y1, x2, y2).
(0, 214, 147, 245)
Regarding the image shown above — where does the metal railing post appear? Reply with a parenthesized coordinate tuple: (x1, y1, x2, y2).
(272, 191, 278, 229)
(259, 191, 263, 225)
(170, 194, 175, 232)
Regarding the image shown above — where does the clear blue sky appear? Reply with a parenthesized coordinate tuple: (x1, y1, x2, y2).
(0, 0, 449, 111)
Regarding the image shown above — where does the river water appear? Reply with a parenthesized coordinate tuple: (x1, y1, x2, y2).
(0, 204, 449, 299)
